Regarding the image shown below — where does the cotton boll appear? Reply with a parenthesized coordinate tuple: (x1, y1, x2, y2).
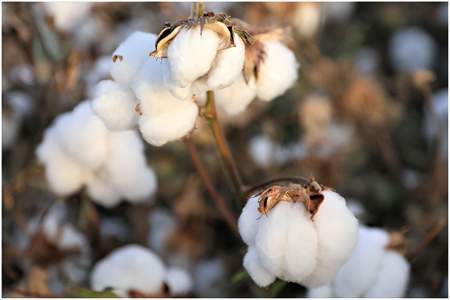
(389, 27, 437, 73)
(111, 32, 157, 86)
(205, 33, 246, 90)
(167, 27, 221, 87)
(302, 190, 358, 287)
(256, 41, 299, 101)
(101, 130, 157, 200)
(53, 101, 109, 170)
(213, 75, 257, 116)
(293, 3, 322, 38)
(90, 245, 166, 297)
(238, 196, 260, 246)
(333, 226, 390, 297)
(243, 246, 276, 287)
(85, 175, 121, 208)
(36, 129, 88, 196)
(44, 2, 92, 32)
(307, 285, 332, 298)
(165, 267, 192, 295)
(92, 80, 138, 131)
(248, 135, 275, 168)
(364, 251, 410, 297)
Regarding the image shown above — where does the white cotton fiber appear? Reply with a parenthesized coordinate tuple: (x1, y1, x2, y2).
(364, 250, 410, 298)
(44, 2, 92, 32)
(205, 33, 246, 90)
(248, 134, 275, 168)
(307, 285, 332, 298)
(256, 41, 299, 101)
(85, 175, 121, 208)
(90, 245, 166, 297)
(36, 128, 88, 196)
(92, 80, 138, 131)
(111, 32, 157, 86)
(238, 196, 261, 246)
(167, 27, 221, 87)
(293, 3, 321, 38)
(53, 101, 109, 170)
(333, 225, 389, 297)
(101, 130, 157, 200)
(243, 247, 276, 287)
(389, 27, 436, 73)
(165, 267, 193, 295)
(213, 75, 257, 116)
(302, 191, 358, 287)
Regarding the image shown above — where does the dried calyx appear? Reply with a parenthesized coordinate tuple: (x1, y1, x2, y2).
(257, 178, 327, 218)
(151, 12, 253, 59)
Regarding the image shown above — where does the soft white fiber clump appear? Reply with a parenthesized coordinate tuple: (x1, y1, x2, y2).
(389, 27, 436, 73)
(256, 41, 299, 101)
(36, 101, 157, 207)
(307, 225, 411, 298)
(44, 2, 92, 32)
(92, 80, 138, 131)
(90, 245, 192, 297)
(111, 32, 157, 86)
(213, 75, 257, 116)
(239, 190, 358, 288)
(132, 59, 199, 146)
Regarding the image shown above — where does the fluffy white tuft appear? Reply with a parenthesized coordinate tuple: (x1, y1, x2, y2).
(238, 196, 261, 246)
(212, 75, 257, 116)
(44, 2, 92, 32)
(243, 246, 276, 287)
(111, 32, 157, 86)
(165, 267, 193, 295)
(90, 245, 166, 297)
(256, 41, 299, 101)
(92, 80, 138, 131)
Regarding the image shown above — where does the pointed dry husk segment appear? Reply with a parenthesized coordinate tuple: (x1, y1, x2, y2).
(257, 178, 327, 218)
(150, 12, 254, 59)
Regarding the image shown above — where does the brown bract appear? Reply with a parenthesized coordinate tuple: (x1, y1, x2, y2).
(257, 178, 326, 218)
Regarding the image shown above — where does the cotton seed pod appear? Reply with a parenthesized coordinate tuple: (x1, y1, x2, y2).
(307, 226, 411, 298)
(132, 58, 199, 146)
(110, 32, 157, 86)
(238, 183, 358, 288)
(165, 267, 193, 295)
(91, 80, 139, 131)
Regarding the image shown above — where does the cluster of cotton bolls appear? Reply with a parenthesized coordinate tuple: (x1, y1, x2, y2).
(90, 245, 192, 297)
(238, 188, 358, 288)
(92, 12, 299, 146)
(36, 100, 157, 208)
(307, 225, 410, 298)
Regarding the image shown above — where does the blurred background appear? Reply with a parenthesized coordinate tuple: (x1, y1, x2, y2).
(2, 2, 448, 298)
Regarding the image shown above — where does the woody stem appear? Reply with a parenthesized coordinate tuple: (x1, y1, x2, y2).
(205, 91, 246, 203)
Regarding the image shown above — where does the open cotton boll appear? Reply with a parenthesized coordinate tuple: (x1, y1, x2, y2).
(100, 130, 157, 200)
(111, 32, 157, 86)
(293, 3, 322, 38)
(243, 247, 276, 287)
(333, 226, 390, 297)
(205, 33, 246, 90)
(238, 196, 260, 246)
(301, 190, 358, 287)
(365, 251, 410, 298)
(213, 75, 257, 116)
(90, 245, 166, 297)
(167, 27, 221, 87)
(85, 175, 122, 208)
(165, 267, 193, 295)
(44, 2, 92, 32)
(248, 134, 275, 168)
(256, 41, 299, 101)
(53, 101, 109, 170)
(36, 128, 88, 196)
(91, 80, 138, 131)
(389, 27, 436, 73)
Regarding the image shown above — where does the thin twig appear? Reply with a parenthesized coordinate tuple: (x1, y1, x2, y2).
(204, 91, 245, 202)
(244, 176, 310, 199)
(407, 219, 447, 262)
(182, 137, 238, 234)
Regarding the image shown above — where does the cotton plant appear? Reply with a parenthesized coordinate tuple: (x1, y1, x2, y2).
(91, 10, 299, 147)
(307, 225, 411, 298)
(36, 100, 157, 208)
(90, 244, 192, 297)
(238, 179, 358, 288)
